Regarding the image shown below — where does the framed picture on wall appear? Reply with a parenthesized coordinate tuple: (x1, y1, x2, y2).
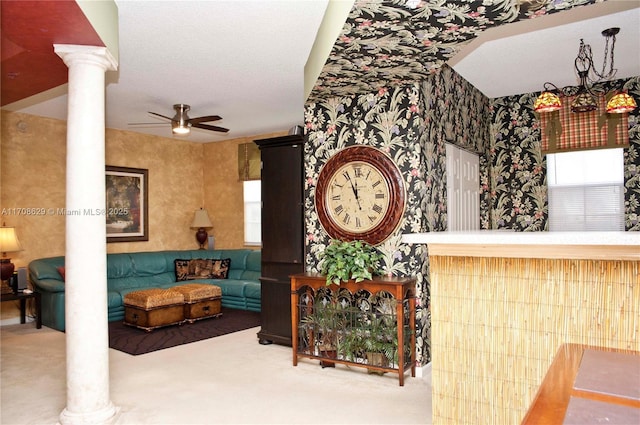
(105, 166, 149, 243)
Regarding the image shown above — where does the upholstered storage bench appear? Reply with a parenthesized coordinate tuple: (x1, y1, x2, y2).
(172, 283, 222, 323)
(124, 288, 185, 331)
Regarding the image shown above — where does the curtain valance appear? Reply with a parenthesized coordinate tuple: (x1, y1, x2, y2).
(238, 142, 260, 181)
(539, 94, 629, 154)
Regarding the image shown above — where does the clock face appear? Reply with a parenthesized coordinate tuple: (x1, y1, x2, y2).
(326, 161, 391, 234)
(315, 146, 406, 246)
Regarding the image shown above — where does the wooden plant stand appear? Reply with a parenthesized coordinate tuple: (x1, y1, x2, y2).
(290, 272, 416, 386)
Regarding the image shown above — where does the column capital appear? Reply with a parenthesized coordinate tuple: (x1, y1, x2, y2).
(54, 44, 118, 72)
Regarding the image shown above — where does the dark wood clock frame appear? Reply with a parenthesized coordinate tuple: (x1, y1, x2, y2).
(315, 145, 406, 246)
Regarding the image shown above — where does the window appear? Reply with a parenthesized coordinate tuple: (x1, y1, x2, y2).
(547, 148, 624, 231)
(243, 180, 261, 245)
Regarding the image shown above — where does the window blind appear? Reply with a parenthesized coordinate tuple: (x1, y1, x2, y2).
(548, 183, 624, 231)
(547, 148, 624, 232)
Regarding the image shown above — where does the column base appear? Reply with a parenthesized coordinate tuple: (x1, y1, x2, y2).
(59, 402, 120, 425)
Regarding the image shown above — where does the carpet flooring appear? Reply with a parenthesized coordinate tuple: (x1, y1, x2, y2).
(108, 307, 261, 355)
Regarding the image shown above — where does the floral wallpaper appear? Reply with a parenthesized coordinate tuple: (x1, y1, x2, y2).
(304, 65, 490, 365)
(489, 76, 640, 231)
(309, 0, 601, 103)
(302, 0, 638, 367)
(304, 84, 432, 364)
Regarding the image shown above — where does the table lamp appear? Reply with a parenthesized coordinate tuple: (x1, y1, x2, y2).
(191, 209, 213, 250)
(0, 225, 24, 282)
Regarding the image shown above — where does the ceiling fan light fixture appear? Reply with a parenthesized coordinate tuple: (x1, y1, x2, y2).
(606, 92, 637, 114)
(171, 103, 191, 135)
(172, 124, 191, 135)
(534, 91, 562, 113)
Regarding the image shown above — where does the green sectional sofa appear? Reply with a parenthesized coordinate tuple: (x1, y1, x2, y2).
(28, 249, 261, 331)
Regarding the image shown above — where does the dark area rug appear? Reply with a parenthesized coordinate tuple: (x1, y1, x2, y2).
(108, 307, 260, 355)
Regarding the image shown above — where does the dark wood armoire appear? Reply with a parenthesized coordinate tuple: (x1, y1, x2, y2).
(254, 134, 305, 346)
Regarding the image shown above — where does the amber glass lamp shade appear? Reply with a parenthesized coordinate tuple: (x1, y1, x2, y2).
(606, 92, 637, 114)
(534, 92, 562, 113)
(570, 92, 598, 113)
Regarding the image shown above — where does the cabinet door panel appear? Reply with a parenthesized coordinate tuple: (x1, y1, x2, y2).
(260, 143, 303, 263)
(254, 135, 305, 346)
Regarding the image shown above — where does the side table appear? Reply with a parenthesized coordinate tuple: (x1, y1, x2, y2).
(1, 291, 42, 329)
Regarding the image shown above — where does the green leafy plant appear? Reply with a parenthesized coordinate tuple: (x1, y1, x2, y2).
(319, 239, 382, 285)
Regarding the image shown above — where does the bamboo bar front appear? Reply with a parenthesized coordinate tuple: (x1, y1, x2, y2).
(403, 231, 639, 424)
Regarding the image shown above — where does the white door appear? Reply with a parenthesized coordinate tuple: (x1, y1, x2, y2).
(446, 143, 479, 231)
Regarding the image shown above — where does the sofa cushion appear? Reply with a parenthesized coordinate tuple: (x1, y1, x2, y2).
(243, 282, 261, 300)
(214, 280, 246, 298)
(107, 253, 135, 279)
(175, 258, 230, 281)
(240, 250, 261, 281)
(130, 252, 171, 277)
(28, 256, 65, 281)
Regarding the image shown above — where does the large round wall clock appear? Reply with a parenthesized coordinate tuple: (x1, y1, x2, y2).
(315, 145, 406, 246)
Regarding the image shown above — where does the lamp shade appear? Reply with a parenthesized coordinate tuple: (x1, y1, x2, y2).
(0, 226, 23, 254)
(191, 209, 213, 229)
(570, 92, 598, 113)
(606, 92, 637, 114)
(534, 92, 562, 113)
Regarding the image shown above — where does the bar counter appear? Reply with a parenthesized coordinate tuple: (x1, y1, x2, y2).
(402, 231, 639, 424)
(402, 230, 639, 260)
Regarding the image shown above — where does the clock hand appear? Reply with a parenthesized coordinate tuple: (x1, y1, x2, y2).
(345, 172, 358, 198)
(354, 181, 362, 210)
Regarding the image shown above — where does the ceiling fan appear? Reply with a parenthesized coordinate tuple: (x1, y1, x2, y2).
(131, 104, 229, 135)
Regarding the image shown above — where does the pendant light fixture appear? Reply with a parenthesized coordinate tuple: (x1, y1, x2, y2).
(534, 27, 636, 115)
(606, 91, 638, 114)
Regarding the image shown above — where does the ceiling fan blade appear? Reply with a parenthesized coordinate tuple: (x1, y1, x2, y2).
(188, 115, 222, 124)
(148, 111, 174, 121)
(193, 123, 229, 133)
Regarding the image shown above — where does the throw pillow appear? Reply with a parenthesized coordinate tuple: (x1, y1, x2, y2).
(174, 258, 230, 280)
(175, 259, 214, 281)
(211, 258, 231, 279)
(174, 259, 191, 281)
(57, 266, 66, 281)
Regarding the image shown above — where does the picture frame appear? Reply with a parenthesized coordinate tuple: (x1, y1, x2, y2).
(105, 166, 149, 243)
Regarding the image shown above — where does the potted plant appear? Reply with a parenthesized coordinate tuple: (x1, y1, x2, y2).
(300, 299, 345, 367)
(363, 298, 399, 373)
(363, 315, 398, 372)
(319, 239, 382, 286)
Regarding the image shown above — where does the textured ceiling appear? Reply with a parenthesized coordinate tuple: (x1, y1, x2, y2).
(309, 0, 639, 102)
(452, 1, 640, 98)
(2, 1, 329, 143)
(2, 0, 638, 144)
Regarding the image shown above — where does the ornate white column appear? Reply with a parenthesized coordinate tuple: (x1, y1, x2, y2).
(54, 44, 119, 425)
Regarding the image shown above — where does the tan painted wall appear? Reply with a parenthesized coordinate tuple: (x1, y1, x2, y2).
(105, 127, 205, 254)
(1, 112, 68, 269)
(1, 110, 283, 270)
(203, 131, 286, 249)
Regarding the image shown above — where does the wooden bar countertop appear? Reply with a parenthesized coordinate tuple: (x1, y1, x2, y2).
(521, 344, 640, 424)
(402, 231, 640, 260)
